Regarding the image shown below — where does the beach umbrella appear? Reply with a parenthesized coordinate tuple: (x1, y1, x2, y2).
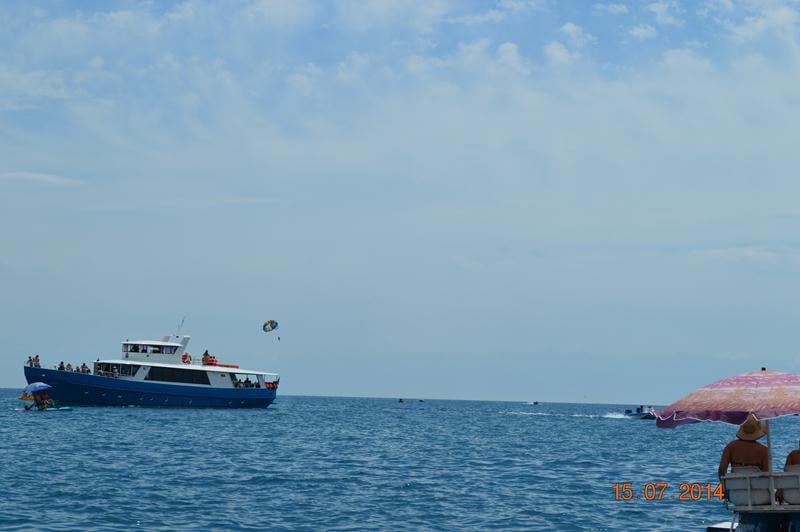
(22, 382, 51, 394)
(656, 369, 800, 429)
(655, 368, 800, 479)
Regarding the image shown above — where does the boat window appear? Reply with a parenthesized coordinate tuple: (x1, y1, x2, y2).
(145, 366, 211, 385)
(95, 363, 139, 377)
(123, 344, 142, 353)
(163, 346, 177, 354)
(150, 345, 162, 354)
(119, 364, 140, 377)
(232, 373, 262, 388)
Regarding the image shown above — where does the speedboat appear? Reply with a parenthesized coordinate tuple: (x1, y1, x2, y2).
(624, 408, 656, 420)
(23, 333, 279, 408)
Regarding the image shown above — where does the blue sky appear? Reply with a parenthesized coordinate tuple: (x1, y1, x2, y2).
(2, 0, 800, 403)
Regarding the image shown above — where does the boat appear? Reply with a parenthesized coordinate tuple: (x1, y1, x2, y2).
(23, 333, 280, 408)
(624, 407, 656, 420)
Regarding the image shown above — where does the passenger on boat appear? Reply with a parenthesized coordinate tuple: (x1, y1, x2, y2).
(26, 391, 54, 411)
(80, 363, 89, 373)
(26, 356, 33, 367)
(112, 366, 119, 378)
(202, 350, 210, 365)
(718, 414, 769, 477)
(58, 361, 65, 371)
(33, 355, 40, 368)
(66, 363, 73, 372)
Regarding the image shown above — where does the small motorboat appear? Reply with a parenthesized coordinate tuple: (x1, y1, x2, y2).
(624, 407, 656, 420)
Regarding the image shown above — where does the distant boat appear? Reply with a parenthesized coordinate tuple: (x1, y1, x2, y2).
(624, 407, 656, 420)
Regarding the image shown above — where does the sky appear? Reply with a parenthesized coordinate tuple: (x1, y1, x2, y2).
(2, 0, 800, 403)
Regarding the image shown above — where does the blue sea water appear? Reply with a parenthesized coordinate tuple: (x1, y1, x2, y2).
(3, 391, 800, 531)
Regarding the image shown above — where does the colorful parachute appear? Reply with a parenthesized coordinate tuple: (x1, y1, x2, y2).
(263, 320, 279, 333)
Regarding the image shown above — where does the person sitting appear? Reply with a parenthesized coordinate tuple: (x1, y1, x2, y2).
(719, 413, 770, 477)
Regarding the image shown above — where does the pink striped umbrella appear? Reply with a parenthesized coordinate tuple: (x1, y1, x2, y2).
(656, 369, 800, 428)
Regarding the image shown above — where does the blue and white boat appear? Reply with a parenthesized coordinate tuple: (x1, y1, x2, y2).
(23, 334, 280, 408)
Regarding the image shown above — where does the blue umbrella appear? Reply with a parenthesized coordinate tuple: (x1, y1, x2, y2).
(23, 382, 52, 394)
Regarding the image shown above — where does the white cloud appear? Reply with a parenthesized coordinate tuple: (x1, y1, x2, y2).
(334, 0, 449, 33)
(698, 0, 734, 17)
(404, 39, 531, 77)
(648, 1, 682, 26)
(630, 24, 657, 40)
(0, 171, 86, 186)
(593, 3, 628, 15)
(165, 2, 195, 22)
(728, 6, 800, 43)
(544, 40, 579, 65)
(336, 52, 371, 83)
(497, 42, 530, 74)
(662, 48, 712, 70)
(691, 246, 800, 271)
(287, 63, 322, 95)
(244, 0, 317, 29)
(0, 67, 70, 109)
(560, 22, 595, 48)
(449, 9, 505, 26)
(498, 0, 547, 13)
(694, 246, 778, 263)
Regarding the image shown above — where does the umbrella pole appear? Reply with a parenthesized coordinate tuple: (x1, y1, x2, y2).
(767, 419, 773, 470)
(767, 419, 776, 507)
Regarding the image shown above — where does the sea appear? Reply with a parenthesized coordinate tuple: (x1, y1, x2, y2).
(3, 390, 800, 531)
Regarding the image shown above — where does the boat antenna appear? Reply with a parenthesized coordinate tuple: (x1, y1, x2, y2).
(175, 317, 186, 337)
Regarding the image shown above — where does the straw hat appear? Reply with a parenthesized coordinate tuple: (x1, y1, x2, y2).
(736, 413, 768, 441)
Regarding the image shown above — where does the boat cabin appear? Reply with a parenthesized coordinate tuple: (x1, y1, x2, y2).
(122, 335, 189, 364)
(95, 334, 279, 390)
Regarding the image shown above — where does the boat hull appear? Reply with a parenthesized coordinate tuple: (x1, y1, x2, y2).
(624, 412, 656, 420)
(24, 367, 276, 408)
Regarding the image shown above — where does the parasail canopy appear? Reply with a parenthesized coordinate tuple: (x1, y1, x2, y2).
(263, 320, 279, 333)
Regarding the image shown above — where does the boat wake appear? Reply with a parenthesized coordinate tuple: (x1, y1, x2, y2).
(504, 411, 640, 420)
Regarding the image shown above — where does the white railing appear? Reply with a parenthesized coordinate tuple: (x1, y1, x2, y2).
(722, 468, 800, 512)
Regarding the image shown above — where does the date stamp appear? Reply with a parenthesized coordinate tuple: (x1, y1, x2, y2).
(612, 482, 725, 502)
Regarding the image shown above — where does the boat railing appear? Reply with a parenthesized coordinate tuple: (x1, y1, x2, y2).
(722, 469, 800, 513)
